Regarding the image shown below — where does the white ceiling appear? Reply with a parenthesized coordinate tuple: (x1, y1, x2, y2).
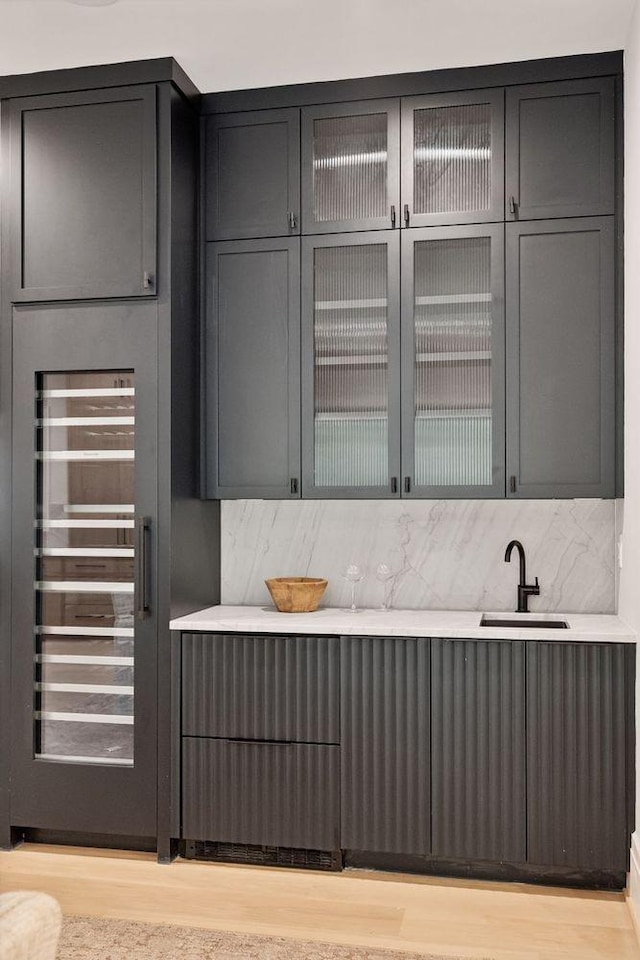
(0, 0, 635, 94)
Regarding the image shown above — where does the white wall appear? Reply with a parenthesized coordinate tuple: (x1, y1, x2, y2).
(621, 0, 640, 913)
(0, 0, 634, 93)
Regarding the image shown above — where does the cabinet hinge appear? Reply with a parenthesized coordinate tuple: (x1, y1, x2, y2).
(290, 477, 299, 495)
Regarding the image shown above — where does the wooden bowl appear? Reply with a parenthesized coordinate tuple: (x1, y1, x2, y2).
(265, 577, 328, 613)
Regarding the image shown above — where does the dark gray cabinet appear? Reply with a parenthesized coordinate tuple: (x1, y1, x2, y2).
(527, 642, 634, 873)
(182, 633, 339, 743)
(400, 223, 505, 498)
(182, 737, 340, 851)
(7, 85, 157, 302)
(205, 109, 300, 240)
(205, 238, 301, 499)
(401, 88, 505, 227)
(506, 78, 615, 220)
(301, 100, 400, 234)
(178, 629, 634, 885)
(340, 636, 430, 855)
(506, 217, 615, 498)
(301, 231, 401, 498)
(431, 638, 526, 863)
(180, 632, 341, 856)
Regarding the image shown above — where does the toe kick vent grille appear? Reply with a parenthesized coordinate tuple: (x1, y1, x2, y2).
(184, 840, 342, 871)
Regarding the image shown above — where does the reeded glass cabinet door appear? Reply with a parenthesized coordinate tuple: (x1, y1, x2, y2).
(302, 232, 401, 497)
(401, 89, 504, 227)
(301, 100, 400, 234)
(401, 225, 505, 497)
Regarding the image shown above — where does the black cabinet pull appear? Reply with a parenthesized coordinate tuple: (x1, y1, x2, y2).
(288, 211, 297, 230)
(403, 476, 411, 493)
(403, 204, 410, 227)
(135, 516, 151, 620)
(390, 476, 398, 493)
(510, 475, 517, 493)
(390, 205, 396, 228)
(290, 477, 298, 495)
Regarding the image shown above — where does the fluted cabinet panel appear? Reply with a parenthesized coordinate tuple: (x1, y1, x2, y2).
(431, 638, 526, 862)
(182, 633, 339, 743)
(312, 113, 388, 223)
(527, 643, 634, 872)
(340, 636, 430, 854)
(182, 737, 340, 850)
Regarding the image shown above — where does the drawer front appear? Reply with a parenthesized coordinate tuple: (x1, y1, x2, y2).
(182, 737, 340, 851)
(182, 633, 339, 743)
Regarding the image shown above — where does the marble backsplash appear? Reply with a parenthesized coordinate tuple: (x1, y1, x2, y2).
(221, 499, 616, 614)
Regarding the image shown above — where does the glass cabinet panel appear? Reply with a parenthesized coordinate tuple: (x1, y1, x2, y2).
(402, 90, 504, 226)
(402, 226, 504, 495)
(302, 101, 400, 233)
(35, 372, 136, 765)
(303, 234, 400, 494)
(413, 103, 491, 216)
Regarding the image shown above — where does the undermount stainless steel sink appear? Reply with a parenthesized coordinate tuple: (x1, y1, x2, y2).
(480, 615, 569, 629)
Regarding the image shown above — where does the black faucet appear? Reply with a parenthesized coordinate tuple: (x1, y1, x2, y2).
(504, 539, 540, 613)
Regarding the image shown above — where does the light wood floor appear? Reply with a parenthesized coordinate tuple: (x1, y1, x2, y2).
(0, 844, 639, 960)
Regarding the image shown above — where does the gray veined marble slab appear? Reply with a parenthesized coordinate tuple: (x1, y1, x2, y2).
(170, 605, 635, 643)
(220, 499, 616, 614)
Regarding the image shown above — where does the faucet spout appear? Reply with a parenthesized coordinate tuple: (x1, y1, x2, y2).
(504, 539, 540, 614)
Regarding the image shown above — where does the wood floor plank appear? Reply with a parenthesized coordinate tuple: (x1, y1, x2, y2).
(0, 845, 638, 960)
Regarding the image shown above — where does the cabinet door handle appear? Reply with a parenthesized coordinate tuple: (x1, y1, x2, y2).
(390, 205, 396, 228)
(288, 211, 297, 230)
(143, 271, 154, 290)
(403, 204, 410, 227)
(135, 516, 151, 620)
(290, 477, 298, 495)
(403, 476, 411, 493)
(508, 195, 518, 218)
(390, 476, 398, 494)
(510, 475, 517, 493)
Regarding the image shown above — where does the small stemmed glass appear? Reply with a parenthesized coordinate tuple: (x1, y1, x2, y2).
(375, 562, 395, 611)
(342, 564, 365, 613)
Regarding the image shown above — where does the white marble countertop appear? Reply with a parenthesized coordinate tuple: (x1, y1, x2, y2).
(170, 605, 635, 643)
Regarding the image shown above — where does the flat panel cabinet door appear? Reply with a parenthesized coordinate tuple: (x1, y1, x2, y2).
(9, 86, 156, 302)
(401, 224, 505, 498)
(206, 238, 301, 499)
(506, 218, 615, 498)
(10, 302, 158, 838)
(301, 100, 400, 234)
(401, 88, 504, 227)
(527, 642, 634, 875)
(431, 639, 526, 863)
(301, 232, 401, 498)
(340, 636, 430, 855)
(506, 78, 615, 220)
(205, 109, 300, 240)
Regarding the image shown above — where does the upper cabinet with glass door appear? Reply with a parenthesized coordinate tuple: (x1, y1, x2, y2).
(401, 89, 505, 227)
(301, 100, 401, 234)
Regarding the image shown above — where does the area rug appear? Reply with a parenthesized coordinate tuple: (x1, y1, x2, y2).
(58, 915, 494, 960)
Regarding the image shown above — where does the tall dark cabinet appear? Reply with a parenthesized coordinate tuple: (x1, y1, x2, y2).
(0, 60, 220, 858)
